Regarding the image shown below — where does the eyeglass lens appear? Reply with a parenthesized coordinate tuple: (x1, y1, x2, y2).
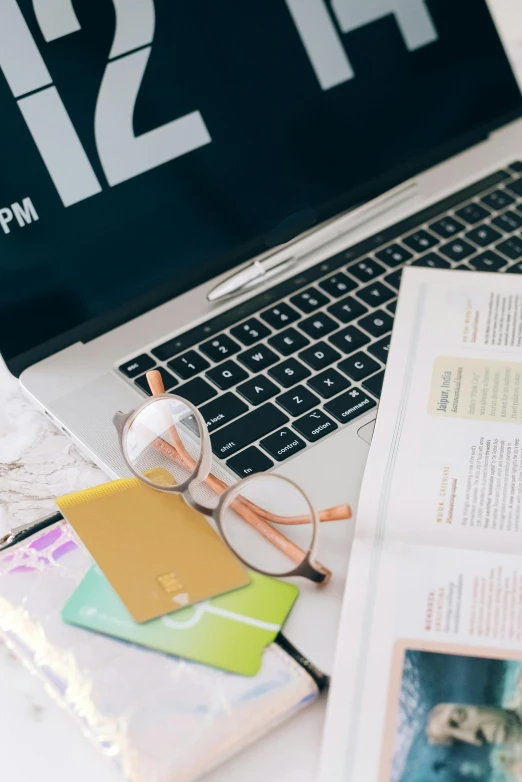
(219, 474, 315, 576)
(124, 398, 317, 576)
(125, 398, 203, 486)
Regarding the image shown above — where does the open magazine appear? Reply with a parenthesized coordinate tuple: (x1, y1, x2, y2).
(320, 267, 522, 782)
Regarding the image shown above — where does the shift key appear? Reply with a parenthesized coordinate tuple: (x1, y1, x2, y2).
(210, 403, 289, 458)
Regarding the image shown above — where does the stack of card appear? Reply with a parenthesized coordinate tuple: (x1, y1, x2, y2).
(57, 474, 299, 676)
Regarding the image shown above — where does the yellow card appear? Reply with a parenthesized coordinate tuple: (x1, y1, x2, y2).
(57, 478, 250, 623)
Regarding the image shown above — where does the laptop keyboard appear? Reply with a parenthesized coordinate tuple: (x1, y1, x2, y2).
(118, 161, 522, 478)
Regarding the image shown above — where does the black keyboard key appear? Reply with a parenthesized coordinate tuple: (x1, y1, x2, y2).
(327, 295, 368, 323)
(276, 385, 320, 416)
(454, 264, 471, 270)
(299, 342, 341, 371)
(411, 252, 450, 269)
(386, 300, 398, 313)
(290, 287, 329, 313)
(120, 354, 155, 378)
(509, 162, 522, 173)
(429, 216, 465, 238)
(492, 210, 522, 233)
(268, 327, 309, 356)
(259, 428, 306, 462)
(177, 377, 217, 406)
(199, 334, 240, 363)
(293, 409, 338, 443)
(199, 393, 248, 432)
(356, 281, 395, 307)
(135, 367, 177, 394)
(375, 243, 413, 267)
(455, 202, 490, 225)
(152, 338, 183, 362)
(269, 358, 311, 388)
(384, 268, 403, 290)
(368, 336, 391, 364)
(261, 303, 300, 329)
(497, 237, 522, 260)
(465, 224, 502, 247)
(363, 371, 385, 398)
(329, 325, 370, 354)
(167, 350, 210, 380)
(319, 272, 357, 298)
(210, 403, 289, 458)
(358, 310, 393, 338)
(439, 239, 475, 261)
(299, 312, 338, 338)
(206, 360, 248, 390)
(506, 177, 522, 197)
(338, 351, 381, 381)
(238, 344, 279, 372)
(348, 258, 386, 282)
(481, 189, 515, 210)
(403, 230, 439, 253)
(308, 368, 350, 399)
(506, 261, 522, 274)
(237, 376, 279, 405)
(469, 251, 507, 272)
(324, 388, 376, 424)
(230, 318, 271, 346)
(227, 446, 274, 478)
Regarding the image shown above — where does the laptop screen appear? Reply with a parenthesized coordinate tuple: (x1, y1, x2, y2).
(1, 0, 521, 373)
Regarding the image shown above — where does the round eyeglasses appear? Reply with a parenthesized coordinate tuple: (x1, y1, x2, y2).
(113, 370, 351, 583)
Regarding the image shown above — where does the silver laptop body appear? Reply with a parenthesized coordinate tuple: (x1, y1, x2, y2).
(1, 0, 521, 674)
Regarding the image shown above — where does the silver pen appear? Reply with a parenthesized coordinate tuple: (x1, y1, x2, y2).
(207, 181, 419, 303)
(207, 255, 298, 301)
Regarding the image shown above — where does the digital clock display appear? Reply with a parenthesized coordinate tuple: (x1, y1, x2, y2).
(0, 0, 519, 369)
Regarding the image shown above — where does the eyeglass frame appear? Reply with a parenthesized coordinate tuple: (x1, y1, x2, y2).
(113, 392, 330, 584)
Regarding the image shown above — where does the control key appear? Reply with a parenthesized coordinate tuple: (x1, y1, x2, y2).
(260, 428, 306, 462)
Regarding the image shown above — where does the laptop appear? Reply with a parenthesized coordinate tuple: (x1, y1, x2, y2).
(1, 0, 521, 674)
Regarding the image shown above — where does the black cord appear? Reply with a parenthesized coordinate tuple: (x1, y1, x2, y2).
(275, 632, 330, 692)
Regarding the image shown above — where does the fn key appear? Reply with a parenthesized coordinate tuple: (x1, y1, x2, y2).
(227, 446, 274, 477)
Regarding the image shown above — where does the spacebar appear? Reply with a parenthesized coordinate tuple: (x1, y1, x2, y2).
(210, 404, 289, 458)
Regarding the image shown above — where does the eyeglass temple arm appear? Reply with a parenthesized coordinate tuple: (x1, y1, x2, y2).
(146, 372, 351, 525)
(144, 373, 314, 537)
(145, 372, 331, 576)
(245, 501, 351, 526)
(146, 372, 311, 565)
(141, 426, 311, 566)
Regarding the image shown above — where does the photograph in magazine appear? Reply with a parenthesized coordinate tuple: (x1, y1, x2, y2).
(380, 641, 522, 782)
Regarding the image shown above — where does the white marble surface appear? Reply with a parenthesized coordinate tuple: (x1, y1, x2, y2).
(0, 354, 325, 782)
(0, 368, 103, 534)
(1, 4, 522, 780)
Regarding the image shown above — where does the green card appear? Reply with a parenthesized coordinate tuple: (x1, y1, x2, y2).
(62, 567, 299, 676)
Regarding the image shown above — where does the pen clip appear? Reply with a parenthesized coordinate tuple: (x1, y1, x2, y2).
(0, 511, 64, 552)
(239, 257, 298, 292)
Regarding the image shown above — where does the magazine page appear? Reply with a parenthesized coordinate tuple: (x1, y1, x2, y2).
(351, 267, 522, 551)
(320, 268, 522, 782)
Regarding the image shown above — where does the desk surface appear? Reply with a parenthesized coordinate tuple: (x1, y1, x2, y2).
(1, 5, 522, 780)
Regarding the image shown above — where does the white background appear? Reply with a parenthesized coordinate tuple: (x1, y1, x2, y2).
(0, 2, 522, 782)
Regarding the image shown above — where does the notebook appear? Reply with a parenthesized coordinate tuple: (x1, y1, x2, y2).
(0, 520, 322, 782)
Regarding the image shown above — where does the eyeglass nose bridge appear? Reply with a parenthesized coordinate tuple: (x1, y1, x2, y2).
(113, 410, 131, 435)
